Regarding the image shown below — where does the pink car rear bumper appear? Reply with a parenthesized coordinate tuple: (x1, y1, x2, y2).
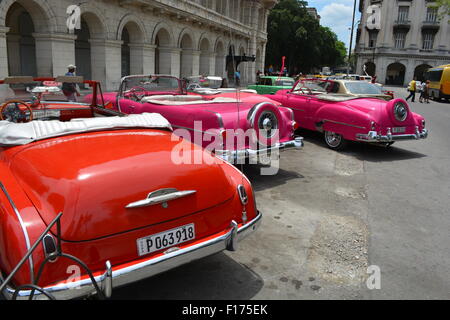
(356, 128, 428, 143)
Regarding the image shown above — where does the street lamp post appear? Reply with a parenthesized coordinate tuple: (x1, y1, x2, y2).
(347, 0, 357, 76)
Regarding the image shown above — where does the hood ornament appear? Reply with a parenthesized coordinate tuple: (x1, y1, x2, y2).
(126, 188, 196, 209)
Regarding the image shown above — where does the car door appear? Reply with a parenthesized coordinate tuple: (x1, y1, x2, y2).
(283, 90, 316, 131)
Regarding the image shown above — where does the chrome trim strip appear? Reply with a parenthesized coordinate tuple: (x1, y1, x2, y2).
(323, 119, 366, 129)
(3, 212, 262, 300)
(126, 189, 196, 209)
(0, 182, 34, 283)
(40, 101, 89, 106)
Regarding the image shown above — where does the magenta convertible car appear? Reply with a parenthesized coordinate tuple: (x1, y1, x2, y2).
(268, 79, 428, 150)
(93, 75, 303, 164)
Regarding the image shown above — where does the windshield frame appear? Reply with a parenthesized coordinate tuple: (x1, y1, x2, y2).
(0, 76, 105, 107)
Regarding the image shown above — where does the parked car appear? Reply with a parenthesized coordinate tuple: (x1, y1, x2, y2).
(269, 78, 428, 150)
(247, 76, 296, 95)
(95, 75, 303, 164)
(319, 79, 394, 101)
(0, 76, 261, 300)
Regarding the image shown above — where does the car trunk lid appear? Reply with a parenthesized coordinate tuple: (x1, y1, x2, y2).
(10, 129, 234, 241)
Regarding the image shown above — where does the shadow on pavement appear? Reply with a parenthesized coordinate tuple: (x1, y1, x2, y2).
(111, 253, 264, 300)
(297, 129, 426, 162)
(242, 165, 305, 192)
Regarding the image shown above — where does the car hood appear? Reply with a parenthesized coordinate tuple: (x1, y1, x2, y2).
(10, 130, 234, 241)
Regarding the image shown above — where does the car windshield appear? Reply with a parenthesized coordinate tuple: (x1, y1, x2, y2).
(275, 80, 295, 86)
(121, 76, 182, 95)
(293, 80, 327, 93)
(1, 80, 67, 103)
(187, 76, 223, 89)
(344, 82, 383, 95)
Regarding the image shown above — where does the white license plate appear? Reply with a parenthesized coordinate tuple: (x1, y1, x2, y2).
(137, 224, 195, 256)
(392, 127, 406, 133)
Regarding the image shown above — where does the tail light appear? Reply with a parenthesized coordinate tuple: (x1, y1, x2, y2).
(292, 121, 299, 131)
(422, 120, 426, 128)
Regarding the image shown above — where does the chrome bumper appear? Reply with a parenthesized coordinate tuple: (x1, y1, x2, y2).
(356, 128, 428, 143)
(1, 212, 262, 300)
(215, 137, 304, 164)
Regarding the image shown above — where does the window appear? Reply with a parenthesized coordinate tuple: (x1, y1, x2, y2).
(394, 31, 406, 48)
(422, 32, 435, 50)
(425, 7, 438, 22)
(368, 31, 378, 48)
(397, 6, 409, 22)
(425, 69, 443, 82)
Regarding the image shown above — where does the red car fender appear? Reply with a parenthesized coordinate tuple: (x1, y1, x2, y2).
(0, 161, 49, 287)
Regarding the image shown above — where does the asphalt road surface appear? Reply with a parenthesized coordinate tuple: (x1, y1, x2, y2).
(113, 86, 450, 300)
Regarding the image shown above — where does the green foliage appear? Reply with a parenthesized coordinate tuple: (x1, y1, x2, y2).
(429, 0, 450, 20)
(266, 0, 348, 74)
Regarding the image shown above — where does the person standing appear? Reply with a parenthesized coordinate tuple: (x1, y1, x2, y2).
(405, 77, 417, 102)
(424, 80, 431, 104)
(62, 64, 80, 102)
(234, 70, 241, 87)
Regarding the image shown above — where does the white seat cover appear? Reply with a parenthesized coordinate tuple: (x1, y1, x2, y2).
(0, 113, 172, 146)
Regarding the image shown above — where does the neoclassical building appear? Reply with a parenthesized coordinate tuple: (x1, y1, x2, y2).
(0, 0, 276, 90)
(355, 0, 450, 86)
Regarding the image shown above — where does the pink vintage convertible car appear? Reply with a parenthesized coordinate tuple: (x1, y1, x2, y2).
(93, 75, 303, 164)
(268, 79, 428, 150)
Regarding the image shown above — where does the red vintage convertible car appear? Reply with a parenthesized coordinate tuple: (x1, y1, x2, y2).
(269, 79, 428, 150)
(92, 75, 303, 164)
(0, 76, 261, 300)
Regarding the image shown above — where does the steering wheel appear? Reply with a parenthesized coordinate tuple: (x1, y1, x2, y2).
(0, 100, 34, 123)
(187, 83, 201, 90)
(293, 87, 313, 95)
(126, 86, 147, 101)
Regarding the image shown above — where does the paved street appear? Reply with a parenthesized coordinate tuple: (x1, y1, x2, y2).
(113, 86, 450, 300)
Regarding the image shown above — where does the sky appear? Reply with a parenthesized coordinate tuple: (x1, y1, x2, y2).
(306, 0, 361, 51)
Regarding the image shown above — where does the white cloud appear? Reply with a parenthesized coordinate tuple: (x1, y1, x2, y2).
(315, 1, 360, 50)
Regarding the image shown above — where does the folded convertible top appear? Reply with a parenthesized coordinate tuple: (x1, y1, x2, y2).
(0, 113, 172, 146)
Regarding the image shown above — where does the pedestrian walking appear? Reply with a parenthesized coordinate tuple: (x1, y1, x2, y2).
(418, 80, 425, 103)
(405, 77, 417, 102)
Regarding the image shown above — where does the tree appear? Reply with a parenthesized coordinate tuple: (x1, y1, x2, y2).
(429, 0, 450, 19)
(265, 0, 347, 74)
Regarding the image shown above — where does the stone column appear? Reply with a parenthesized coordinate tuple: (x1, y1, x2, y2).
(170, 48, 182, 77)
(247, 2, 260, 84)
(191, 50, 201, 76)
(1, 27, 11, 78)
(129, 43, 156, 74)
(209, 53, 216, 76)
(33, 33, 77, 77)
(89, 39, 123, 91)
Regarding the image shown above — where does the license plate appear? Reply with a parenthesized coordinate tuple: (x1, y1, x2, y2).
(137, 224, 195, 256)
(392, 127, 406, 133)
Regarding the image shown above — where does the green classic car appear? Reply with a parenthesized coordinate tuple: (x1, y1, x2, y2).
(248, 76, 295, 94)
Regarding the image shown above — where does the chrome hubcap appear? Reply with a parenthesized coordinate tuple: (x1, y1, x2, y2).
(325, 131, 342, 147)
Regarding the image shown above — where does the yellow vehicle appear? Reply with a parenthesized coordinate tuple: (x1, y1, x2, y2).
(425, 64, 450, 101)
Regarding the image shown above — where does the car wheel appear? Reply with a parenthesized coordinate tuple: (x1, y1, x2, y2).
(324, 131, 347, 150)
